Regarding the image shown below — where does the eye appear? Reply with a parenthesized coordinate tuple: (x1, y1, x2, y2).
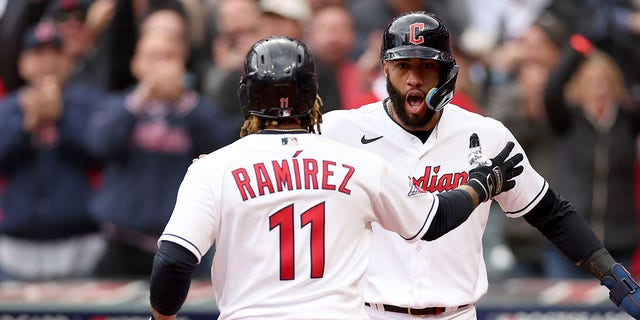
(422, 62, 437, 69)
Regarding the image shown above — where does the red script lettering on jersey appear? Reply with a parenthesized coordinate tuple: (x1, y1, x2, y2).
(232, 159, 355, 201)
(412, 166, 468, 193)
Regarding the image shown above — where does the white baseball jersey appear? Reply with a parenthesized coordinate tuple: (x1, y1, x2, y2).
(321, 102, 549, 314)
(159, 132, 442, 320)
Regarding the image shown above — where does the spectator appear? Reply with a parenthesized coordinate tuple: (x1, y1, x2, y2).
(93, 0, 192, 92)
(138, 5, 200, 90)
(447, 42, 484, 115)
(255, 0, 344, 113)
(85, 28, 237, 279)
(0, 22, 106, 280)
(260, 0, 343, 112)
(258, 0, 309, 40)
(206, 0, 343, 115)
(175, 0, 209, 86)
(462, 0, 550, 45)
(545, 0, 640, 97)
(45, 0, 118, 90)
(307, 4, 370, 110)
(543, 37, 640, 278)
(200, 0, 262, 126)
(0, 0, 49, 93)
(483, 10, 568, 278)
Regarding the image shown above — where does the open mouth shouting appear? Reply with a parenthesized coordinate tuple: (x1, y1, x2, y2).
(406, 90, 426, 115)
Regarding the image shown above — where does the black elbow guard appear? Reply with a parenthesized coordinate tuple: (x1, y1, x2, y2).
(149, 241, 199, 316)
(524, 188, 603, 263)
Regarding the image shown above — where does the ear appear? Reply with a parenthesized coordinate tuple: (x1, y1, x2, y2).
(382, 61, 389, 77)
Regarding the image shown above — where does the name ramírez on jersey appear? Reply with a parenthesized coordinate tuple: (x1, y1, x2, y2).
(232, 158, 355, 201)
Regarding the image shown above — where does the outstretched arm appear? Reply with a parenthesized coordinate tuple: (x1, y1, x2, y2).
(525, 189, 640, 317)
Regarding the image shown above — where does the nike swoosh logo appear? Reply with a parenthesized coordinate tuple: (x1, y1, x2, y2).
(361, 135, 384, 144)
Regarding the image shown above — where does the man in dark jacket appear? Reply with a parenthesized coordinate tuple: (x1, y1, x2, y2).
(86, 10, 237, 278)
(0, 21, 106, 280)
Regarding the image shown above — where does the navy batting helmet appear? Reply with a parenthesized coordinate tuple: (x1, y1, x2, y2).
(239, 36, 317, 119)
(381, 11, 458, 112)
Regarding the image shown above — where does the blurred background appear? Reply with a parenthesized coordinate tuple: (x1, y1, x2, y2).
(0, 0, 639, 318)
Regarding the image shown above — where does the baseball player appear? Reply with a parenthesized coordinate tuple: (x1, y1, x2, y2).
(321, 11, 640, 320)
(147, 36, 524, 320)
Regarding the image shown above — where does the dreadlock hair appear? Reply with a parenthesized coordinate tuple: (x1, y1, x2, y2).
(239, 95, 324, 138)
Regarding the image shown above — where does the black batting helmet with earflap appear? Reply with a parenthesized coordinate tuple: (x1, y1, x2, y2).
(381, 11, 458, 112)
(238, 36, 317, 119)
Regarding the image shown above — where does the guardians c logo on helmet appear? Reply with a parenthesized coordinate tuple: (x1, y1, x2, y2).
(381, 11, 458, 112)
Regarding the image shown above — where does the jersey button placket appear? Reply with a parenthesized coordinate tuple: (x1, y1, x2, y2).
(412, 241, 432, 302)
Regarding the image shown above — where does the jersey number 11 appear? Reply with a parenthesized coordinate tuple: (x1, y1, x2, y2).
(269, 202, 326, 280)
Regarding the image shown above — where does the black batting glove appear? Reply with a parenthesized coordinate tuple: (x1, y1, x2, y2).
(467, 142, 524, 202)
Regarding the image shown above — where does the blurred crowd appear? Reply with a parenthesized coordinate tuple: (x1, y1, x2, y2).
(0, 0, 639, 281)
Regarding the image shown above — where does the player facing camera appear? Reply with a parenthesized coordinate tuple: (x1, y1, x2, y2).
(319, 10, 640, 319)
(380, 11, 458, 113)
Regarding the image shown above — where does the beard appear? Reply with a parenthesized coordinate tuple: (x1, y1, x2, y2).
(386, 75, 436, 129)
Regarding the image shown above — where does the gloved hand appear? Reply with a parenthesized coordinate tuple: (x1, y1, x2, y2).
(467, 142, 524, 202)
(601, 263, 640, 318)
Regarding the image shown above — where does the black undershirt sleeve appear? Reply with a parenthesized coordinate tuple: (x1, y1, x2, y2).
(524, 188, 604, 264)
(423, 189, 475, 241)
(149, 240, 199, 316)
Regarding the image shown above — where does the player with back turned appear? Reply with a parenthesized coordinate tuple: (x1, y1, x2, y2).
(147, 36, 524, 319)
(321, 11, 640, 320)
